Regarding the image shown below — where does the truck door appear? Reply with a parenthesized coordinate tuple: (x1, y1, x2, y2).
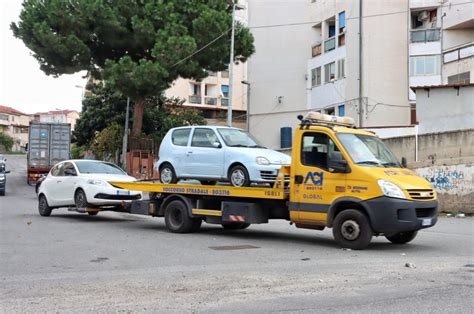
(291, 131, 348, 223)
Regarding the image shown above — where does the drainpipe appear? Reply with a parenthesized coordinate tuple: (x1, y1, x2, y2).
(415, 124, 419, 162)
(358, 0, 363, 127)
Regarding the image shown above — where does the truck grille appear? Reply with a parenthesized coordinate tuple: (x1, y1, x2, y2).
(260, 171, 290, 181)
(407, 189, 435, 200)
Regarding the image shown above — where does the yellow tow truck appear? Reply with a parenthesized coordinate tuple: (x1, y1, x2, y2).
(112, 113, 438, 249)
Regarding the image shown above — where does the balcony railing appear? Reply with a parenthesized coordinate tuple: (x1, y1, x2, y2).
(204, 97, 217, 105)
(410, 29, 440, 43)
(324, 37, 336, 53)
(221, 97, 229, 106)
(311, 42, 322, 57)
(189, 95, 202, 104)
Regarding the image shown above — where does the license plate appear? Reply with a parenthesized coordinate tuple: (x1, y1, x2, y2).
(117, 190, 130, 196)
(422, 218, 431, 226)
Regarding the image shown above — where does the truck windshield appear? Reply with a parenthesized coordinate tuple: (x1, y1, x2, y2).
(217, 128, 265, 148)
(337, 133, 401, 168)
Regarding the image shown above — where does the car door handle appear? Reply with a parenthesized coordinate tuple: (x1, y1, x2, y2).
(56, 180, 62, 183)
(187, 151, 193, 154)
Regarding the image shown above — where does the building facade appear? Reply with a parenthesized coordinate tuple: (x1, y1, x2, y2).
(34, 110, 80, 131)
(0, 105, 32, 151)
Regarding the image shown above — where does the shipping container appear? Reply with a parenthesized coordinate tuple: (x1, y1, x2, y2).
(27, 122, 71, 185)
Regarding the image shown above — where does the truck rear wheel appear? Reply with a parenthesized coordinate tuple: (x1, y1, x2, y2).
(221, 222, 251, 230)
(164, 200, 201, 233)
(332, 209, 372, 250)
(385, 231, 418, 244)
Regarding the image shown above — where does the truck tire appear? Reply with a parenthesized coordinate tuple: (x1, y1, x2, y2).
(0, 189, 4, 196)
(160, 163, 178, 184)
(385, 231, 418, 244)
(164, 200, 202, 233)
(221, 222, 251, 230)
(38, 194, 52, 217)
(332, 209, 373, 250)
(229, 165, 250, 187)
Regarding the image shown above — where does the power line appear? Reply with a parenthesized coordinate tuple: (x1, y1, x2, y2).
(171, 27, 232, 68)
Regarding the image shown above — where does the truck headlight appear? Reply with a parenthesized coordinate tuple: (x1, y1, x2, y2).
(256, 157, 270, 165)
(87, 179, 107, 186)
(377, 180, 406, 199)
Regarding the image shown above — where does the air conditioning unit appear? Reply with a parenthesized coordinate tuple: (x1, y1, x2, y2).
(417, 11, 429, 21)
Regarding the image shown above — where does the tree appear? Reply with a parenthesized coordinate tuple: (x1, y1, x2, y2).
(73, 83, 206, 147)
(0, 132, 14, 152)
(11, 0, 255, 136)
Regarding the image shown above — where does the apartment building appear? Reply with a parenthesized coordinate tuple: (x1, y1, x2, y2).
(248, 0, 411, 149)
(33, 110, 80, 130)
(409, 0, 474, 122)
(0, 105, 33, 151)
(164, 62, 248, 129)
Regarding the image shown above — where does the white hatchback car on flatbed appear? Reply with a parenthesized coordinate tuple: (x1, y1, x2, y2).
(37, 160, 142, 216)
(157, 126, 291, 187)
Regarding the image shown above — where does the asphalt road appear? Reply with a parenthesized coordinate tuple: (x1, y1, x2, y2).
(1, 155, 473, 313)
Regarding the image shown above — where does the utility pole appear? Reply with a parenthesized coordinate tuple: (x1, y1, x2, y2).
(227, 1, 245, 127)
(122, 97, 130, 171)
(241, 80, 250, 131)
(227, 2, 237, 127)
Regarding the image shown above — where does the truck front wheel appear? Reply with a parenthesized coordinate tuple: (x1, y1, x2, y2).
(164, 200, 202, 233)
(385, 231, 418, 244)
(332, 209, 372, 250)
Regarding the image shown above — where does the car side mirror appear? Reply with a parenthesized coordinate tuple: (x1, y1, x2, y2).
(212, 142, 222, 148)
(401, 157, 407, 168)
(3, 170, 10, 174)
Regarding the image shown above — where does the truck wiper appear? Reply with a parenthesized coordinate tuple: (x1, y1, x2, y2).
(356, 160, 383, 167)
(382, 162, 399, 167)
(249, 145, 266, 148)
(228, 144, 249, 147)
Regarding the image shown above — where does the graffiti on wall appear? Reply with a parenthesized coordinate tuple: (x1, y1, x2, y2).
(416, 164, 473, 195)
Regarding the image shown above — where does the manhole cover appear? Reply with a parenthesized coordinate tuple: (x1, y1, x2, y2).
(209, 245, 260, 251)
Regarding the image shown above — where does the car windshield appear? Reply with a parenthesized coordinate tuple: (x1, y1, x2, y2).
(337, 133, 401, 168)
(75, 161, 125, 174)
(217, 128, 265, 148)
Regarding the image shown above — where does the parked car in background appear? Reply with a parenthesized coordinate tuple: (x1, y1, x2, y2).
(0, 155, 6, 172)
(37, 160, 142, 216)
(157, 126, 291, 187)
(0, 169, 10, 196)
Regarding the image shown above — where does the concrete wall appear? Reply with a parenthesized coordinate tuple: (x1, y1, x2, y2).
(414, 85, 474, 134)
(382, 129, 474, 213)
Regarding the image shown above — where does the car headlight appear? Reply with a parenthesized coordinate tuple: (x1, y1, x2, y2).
(87, 179, 107, 186)
(377, 179, 406, 199)
(256, 157, 270, 165)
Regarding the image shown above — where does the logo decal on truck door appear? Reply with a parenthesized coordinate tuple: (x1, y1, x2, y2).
(304, 172, 324, 185)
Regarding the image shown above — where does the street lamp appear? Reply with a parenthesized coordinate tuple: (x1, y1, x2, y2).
(241, 80, 250, 132)
(227, 1, 246, 127)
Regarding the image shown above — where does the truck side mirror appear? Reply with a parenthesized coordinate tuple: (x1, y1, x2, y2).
(328, 151, 349, 173)
(401, 157, 407, 168)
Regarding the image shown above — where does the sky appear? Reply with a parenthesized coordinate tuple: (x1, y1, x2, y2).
(0, 0, 87, 114)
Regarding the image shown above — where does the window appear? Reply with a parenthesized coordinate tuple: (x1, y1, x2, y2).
(410, 104, 417, 125)
(409, 55, 440, 76)
(0, 114, 8, 121)
(338, 104, 345, 116)
(221, 85, 229, 97)
(50, 163, 63, 177)
(191, 128, 220, 148)
(75, 161, 125, 174)
(191, 83, 201, 95)
(338, 11, 346, 33)
(447, 72, 470, 84)
(301, 132, 340, 171)
(63, 162, 77, 176)
(172, 129, 191, 146)
(311, 67, 321, 87)
(324, 62, 336, 83)
(337, 59, 345, 79)
(326, 107, 335, 116)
